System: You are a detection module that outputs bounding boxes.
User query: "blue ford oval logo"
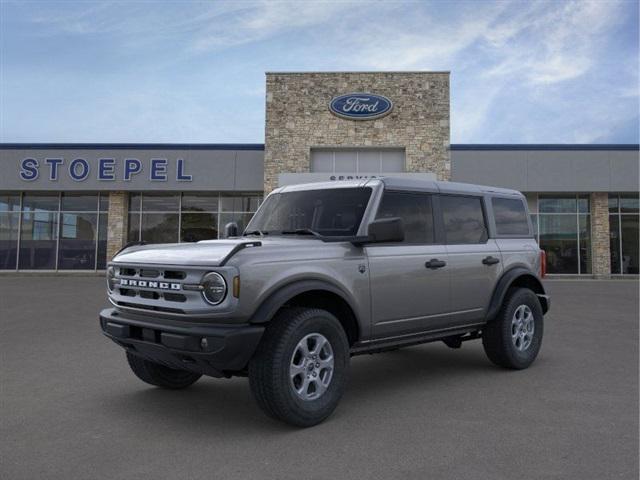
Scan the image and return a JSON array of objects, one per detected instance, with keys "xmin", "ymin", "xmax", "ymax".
[{"xmin": 329, "ymin": 93, "xmax": 393, "ymax": 120}]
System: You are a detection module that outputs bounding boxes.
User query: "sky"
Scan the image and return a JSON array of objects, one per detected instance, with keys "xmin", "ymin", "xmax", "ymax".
[{"xmin": 0, "ymin": 0, "xmax": 638, "ymax": 144}]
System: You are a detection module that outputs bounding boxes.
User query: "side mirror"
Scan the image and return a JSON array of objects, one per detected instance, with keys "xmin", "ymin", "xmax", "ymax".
[
  {"xmin": 224, "ymin": 222, "xmax": 239, "ymax": 238},
  {"xmin": 366, "ymin": 217, "xmax": 404, "ymax": 243}
]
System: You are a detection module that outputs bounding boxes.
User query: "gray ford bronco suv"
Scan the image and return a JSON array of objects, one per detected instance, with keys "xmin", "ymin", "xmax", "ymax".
[{"xmin": 100, "ymin": 178, "xmax": 549, "ymax": 427}]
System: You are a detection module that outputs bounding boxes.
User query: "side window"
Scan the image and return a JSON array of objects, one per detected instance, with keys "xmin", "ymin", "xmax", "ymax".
[
  {"xmin": 492, "ymin": 197, "xmax": 530, "ymax": 236},
  {"xmin": 375, "ymin": 191, "xmax": 434, "ymax": 244},
  {"xmin": 441, "ymin": 195, "xmax": 487, "ymax": 244}
]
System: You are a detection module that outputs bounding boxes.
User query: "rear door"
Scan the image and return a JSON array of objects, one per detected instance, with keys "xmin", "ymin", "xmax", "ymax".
[
  {"xmin": 366, "ymin": 190, "xmax": 451, "ymax": 339},
  {"xmin": 441, "ymin": 194, "xmax": 503, "ymax": 325}
]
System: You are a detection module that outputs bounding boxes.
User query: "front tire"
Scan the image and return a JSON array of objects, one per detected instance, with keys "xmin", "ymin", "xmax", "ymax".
[
  {"xmin": 248, "ymin": 307, "xmax": 350, "ymax": 427},
  {"xmin": 126, "ymin": 352, "xmax": 202, "ymax": 389},
  {"xmin": 482, "ymin": 288, "xmax": 544, "ymax": 369}
]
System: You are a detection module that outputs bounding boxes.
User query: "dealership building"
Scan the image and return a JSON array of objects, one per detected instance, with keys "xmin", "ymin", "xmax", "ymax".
[{"xmin": 0, "ymin": 72, "xmax": 638, "ymax": 276}]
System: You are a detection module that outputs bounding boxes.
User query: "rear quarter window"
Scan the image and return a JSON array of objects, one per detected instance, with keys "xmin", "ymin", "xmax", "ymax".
[{"xmin": 492, "ymin": 197, "xmax": 530, "ymax": 236}]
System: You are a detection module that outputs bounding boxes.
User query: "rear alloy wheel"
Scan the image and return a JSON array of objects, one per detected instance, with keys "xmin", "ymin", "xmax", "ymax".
[
  {"xmin": 249, "ymin": 307, "xmax": 350, "ymax": 427},
  {"xmin": 482, "ymin": 288, "xmax": 544, "ymax": 370}
]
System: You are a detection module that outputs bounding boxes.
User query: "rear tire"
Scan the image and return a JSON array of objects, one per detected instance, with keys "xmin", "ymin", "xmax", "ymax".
[
  {"xmin": 482, "ymin": 288, "xmax": 544, "ymax": 369},
  {"xmin": 248, "ymin": 307, "xmax": 350, "ymax": 427},
  {"xmin": 126, "ymin": 352, "xmax": 202, "ymax": 389}
]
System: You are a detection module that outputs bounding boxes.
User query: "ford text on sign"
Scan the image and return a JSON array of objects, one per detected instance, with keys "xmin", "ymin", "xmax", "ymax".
[{"xmin": 329, "ymin": 93, "xmax": 393, "ymax": 120}]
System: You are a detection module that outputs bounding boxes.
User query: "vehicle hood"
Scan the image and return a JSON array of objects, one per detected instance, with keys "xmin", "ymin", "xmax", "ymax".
[{"xmin": 111, "ymin": 237, "xmax": 332, "ymax": 267}]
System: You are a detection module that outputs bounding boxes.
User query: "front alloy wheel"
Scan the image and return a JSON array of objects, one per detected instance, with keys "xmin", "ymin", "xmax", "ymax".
[
  {"xmin": 290, "ymin": 333, "xmax": 335, "ymax": 401},
  {"xmin": 249, "ymin": 307, "xmax": 350, "ymax": 427}
]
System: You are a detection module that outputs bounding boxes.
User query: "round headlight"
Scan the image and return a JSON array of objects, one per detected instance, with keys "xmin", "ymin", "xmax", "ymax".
[
  {"xmin": 201, "ymin": 272, "xmax": 227, "ymax": 305},
  {"xmin": 106, "ymin": 266, "xmax": 116, "ymax": 292}
]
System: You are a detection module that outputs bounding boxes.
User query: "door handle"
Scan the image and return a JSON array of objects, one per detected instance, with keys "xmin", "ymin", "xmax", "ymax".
[
  {"xmin": 482, "ymin": 256, "xmax": 500, "ymax": 265},
  {"xmin": 425, "ymin": 259, "xmax": 446, "ymax": 269}
]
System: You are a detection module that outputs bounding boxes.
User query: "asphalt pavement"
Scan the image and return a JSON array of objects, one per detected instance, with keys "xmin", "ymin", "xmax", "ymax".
[{"xmin": 1, "ymin": 277, "xmax": 638, "ymax": 480}]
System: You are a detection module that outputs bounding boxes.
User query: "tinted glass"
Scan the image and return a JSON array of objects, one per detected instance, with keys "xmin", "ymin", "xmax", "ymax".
[
  {"xmin": 181, "ymin": 193, "xmax": 219, "ymax": 212},
  {"xmin": 530, "ymin": 214, "xmax": 539, "ymax": 240},
  {"xmin": 129, "ymin": 193, "xmax": 141, "ymax": 211},
  {"xmin": 608, "ymin": 195, "xmax": 619, "ymax": 213},
  {"xmin": 579, "ymin": 215, "xmax": 591, "ymax": 274},
  {"xmin": 96, "ymin": 213, "xmax": 108, "ymax": 269},
  {"xmin": 609, "ymin": 215, "xmax": 621, "ymax": 274},
  {"xmin": 375, "ymin": 192, "xmax": 434, "ymax": 244},
  {"xmin": 181, "ymin": 213, "xmax": 218, "ymax": 242},
  {"xmin": 0, "ymin": 192, "xmax": 20, "ymax": 212},
  {"xmin": 539, "ymin": 196, "xmax": 577, "ymax": 213},
  {"xmin": 57, "ymin": 213, "xmax": 97, "ymax": 269},
  {"xmin": 492, "ymin": 198, "xmax": 530, "ymax": 236},
  {"xmin": 140, "ymin": 213, "xmax": 179, "ymax": 243},
  {"xmin": 441, "ymin": 195, "xmax": 487, "ymax": 244},
  {"xmin": 19, "ymin": 211, "xmax": 58, "ymax": 269},
  {"xmin": 142, "ymin": 193, "xmax": 179, "ymax": 212},
  {"xmin": 539, "ymin": 215, "xmax": 578, "ymax": 274},
  {"xmin": 99, "ymin": 193, "xmax": 109, "ymax": 212},
  {"xmin": 220, "ymin": 195, "xmax": 260, "ymax": 212},
  {"xmin": 22, "ymin": 193, "xmax": 59, "ymax": 212},
  {"xmin": 127, "ymin": 213, "xmax": 141, "ymax": 242},
  {"xmin": 620, "ymin": 194, "xmax": 639, "ymax": 213},
  {"xmin": 61, "ymin": 193, "xmax": 98, "ymax": 211},
  {"xmin": 578, "ymin": 195, "xmax": 590, "ymax": 214},
  {"xmin": 0, "ymin": 212, "xmax": 19, "ymax": 269},
  {"xmin": 620, "ymin": 215, "xmax": 639, "ymax": 274},
  {"xmin": 246, "ymin": 188, "xmax": 372, "ymax": 237}
]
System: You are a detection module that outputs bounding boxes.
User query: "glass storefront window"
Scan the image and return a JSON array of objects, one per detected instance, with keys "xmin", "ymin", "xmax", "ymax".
[
  {"xmin": 128, "ymin": 192, "xmax": 261, "ymax": 244},
  {"xmin": 61, "ymin": 193, "xmax": 99, "ymax": 211},
  {"xmin": 536, "ymin": 195, "xmax": 591, "ymax": 274},
  {"xmin": 539, "ymin": 215, "xmax": 579, "ymax": 274},
  {"xmin": 181, "ymin": 213, "xmax": 217, "ymax": 242},
  {"xmin": 2, "ymin": 192, "xmax": 108, "ymax": 270},
  {"xmin": 0, "ymin": 192, "xmax": 21, "ymax": 212},
  {"xmin": 142, "ymin": 193, "xmax": 179, "ymax": 212},
  {"xmin": 19, "ymin": 211, "xmax": 58, "ymax": 269},
  {"xmin": 181, "ymin": 193, "xmax": 219, "ymax": 212},
  {"xmin": 58, "ymin": 212, "xmax": 98, "ymax": 269},
  {"xmin": 0, "ymin": 212, "xmax": 19, "ymax": 269},
  {"xmin": 539, "ymin": 196, "xmax": 577, "ymax": 213},
  {"xmin": 141, "ymin": 213, "xmax": 179, "ymax": 243},
  {"xmin": 609, "ymin": 194, "xmax": 639, "ymax": 274},
  {"xmin": 22, "ymin": 193, "xmax": 59, "ymax": 212},
  {"xmin": 620, "ymin": 194, "xmax": 639, "ymax": 213}
]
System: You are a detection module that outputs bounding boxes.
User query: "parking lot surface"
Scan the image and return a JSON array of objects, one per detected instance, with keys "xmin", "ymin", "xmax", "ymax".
[{"xmin": 1, "ymin": 277, "xmax": 638, "ymax": 480}]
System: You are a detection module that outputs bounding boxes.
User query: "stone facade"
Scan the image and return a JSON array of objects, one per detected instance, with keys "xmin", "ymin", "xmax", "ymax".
[
  {"xmin": 264, "ymin": 72, "xmax": 450, "ymax": 193},
  {"xmin": 590, "ymin": 192, "xmax": 611, "ymax": 278},
  {"xmin": 106, "ymin": 191, "xmax": 129, "ymax": 261}
]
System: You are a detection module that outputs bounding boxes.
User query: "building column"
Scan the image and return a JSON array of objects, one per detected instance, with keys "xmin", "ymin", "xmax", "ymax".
[
  {"xmin": 106, "ymin": 191, "xmax": 129, "ymax": 261},
  {"xmin": 590, "ymin": 192, "xmax": 611, "ymax": 278}
]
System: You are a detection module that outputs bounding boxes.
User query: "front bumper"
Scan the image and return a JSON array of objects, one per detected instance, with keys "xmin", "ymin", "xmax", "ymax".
[{"xmin": 99, "ymin": 308, "xmax": 264, "ymax": 378}]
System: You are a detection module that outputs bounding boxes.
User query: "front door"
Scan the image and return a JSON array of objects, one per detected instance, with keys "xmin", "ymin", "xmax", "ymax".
[{"xmin": 365, "ymin": 191, "xmax": 451, "ymax": 339}]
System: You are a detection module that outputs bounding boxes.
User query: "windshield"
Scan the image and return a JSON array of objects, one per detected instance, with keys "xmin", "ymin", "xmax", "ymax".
[{"xmin": 245, "ymin": 187, "xmax": 372, "ymax": 237}]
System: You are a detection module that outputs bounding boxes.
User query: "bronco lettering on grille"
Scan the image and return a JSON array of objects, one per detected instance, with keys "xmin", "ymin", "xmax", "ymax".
[{"xmin": 120, "ymin": 278, "xmax": 181, "ymax": 290}]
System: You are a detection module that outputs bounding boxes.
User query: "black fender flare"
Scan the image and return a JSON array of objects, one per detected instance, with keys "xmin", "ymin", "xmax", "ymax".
[
  {"xmin": 485, "ymin": 267, "xmax": 548, "ymax": 322},
  {"xmin": 248, "ymin": 279, "xmax": 360, "ymax": 326}
]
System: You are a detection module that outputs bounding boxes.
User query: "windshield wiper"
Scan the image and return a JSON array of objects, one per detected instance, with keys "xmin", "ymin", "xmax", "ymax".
[
  {"xmin": 243, "ymin": 230, "xmax": 268, "ymax": 236},
  {"xmin": 280, "ymin": 228, "xmax": 323, "ymax": 239}
]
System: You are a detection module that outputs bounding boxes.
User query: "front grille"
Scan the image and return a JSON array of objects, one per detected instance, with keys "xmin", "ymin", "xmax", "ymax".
[{"xmin": 111, "ymin": 265, "xmax": 204, "ymax": 314}]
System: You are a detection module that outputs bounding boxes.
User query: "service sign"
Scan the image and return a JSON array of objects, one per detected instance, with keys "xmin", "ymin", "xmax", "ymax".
[{"xmin": 329, "ymin": 93, "xmax": 393, "ymax": 120}]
